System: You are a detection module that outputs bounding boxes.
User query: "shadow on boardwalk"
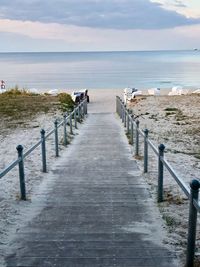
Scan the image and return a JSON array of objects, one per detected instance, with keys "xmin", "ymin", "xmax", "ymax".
[{"xmin": 4, "ymin": 98, "xmax": 178, "ymax": 266}]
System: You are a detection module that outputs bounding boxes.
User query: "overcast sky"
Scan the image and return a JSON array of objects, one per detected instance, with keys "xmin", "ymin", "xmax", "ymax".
[{"xmin": 0, "ymin": 0, "xmax": 200, "ymax": 52}]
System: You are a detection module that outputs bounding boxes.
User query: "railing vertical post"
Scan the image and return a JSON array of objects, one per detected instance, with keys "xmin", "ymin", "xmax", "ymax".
[
  {"xmin": 122, "ymin": 103, "xmax": 124, "ymax": 123},
  {"xmin": 158, "ymin": 144, "xmax": 165, "ymax": 202},
  {"xmin": 131, "ymin": 114, "xmax": 134, "ymax": 145},
  {"xmin": 74, "ymin": 109, "xmax": 77, "ymax": 129},
  {"xmin": 54, "ymin": 119, "xmax": 59, "ymax": 157},
  {"xmin": 86, "ymin": 99, "xmax": 88, "ymax": 115},
  {"xmin": 120, "ymin": 100, "xmax": 122, "ymax": 119},
  {"xmin": 84, "ymin": 99, "xmax": 87, "ymax": 115},
  {"xmin": 186, "ymin": 179, "xmax": 200, "ymax": 267},
  {"xmin": 78, "ymin": 105, "xmax": 80, "ymax": 121},
  {"xmin": 116, "ymin": 96, "xmax": 118, "ymax": 113},
  {"xmin": 63, "ymin": 114, "xmax": 67, "ymax": 146},
  {"xmin": 124, "ymin": 106, "xmax": 127, "ymax": 127},
  {"xmin": 127, "ymin": 110, "xmax": 130, "ymax": 134},
  {"xmin": 16, "ymin": 145, "xmax": 26, "ymax": 200},
  {"xmin": 135, "ymin": 120, "xmax": 140, "ymax": 156},
  {"xmin": 82, "ymin": 102, "xmax": 85, "ymax": 119},
  {"xmin": 144, "ymin": 129, "xmax": 149, "ymax": 173},
  {"xmin": 40, "ymin": 129, "xmax": 47, "ymax": 172},
  {"xmin": 70, "ymin": 113, "xmax": 73, "ymax": 134}
]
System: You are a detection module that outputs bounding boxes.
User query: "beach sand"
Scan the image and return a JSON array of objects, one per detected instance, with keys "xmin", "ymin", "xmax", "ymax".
[
  {"xmin": 0, "ymin": 89, "xmax": 199, "ymax": 265},
  {"xmin": 127, "ymin": 94, "xmax": 200, "ymax": 263}
]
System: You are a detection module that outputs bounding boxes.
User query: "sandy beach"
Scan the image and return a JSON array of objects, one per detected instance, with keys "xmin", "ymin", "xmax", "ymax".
[
  {"xmin": 126, "ymin": 93, "xmax": 200, "ymax": 264},
  {"xmin": 0, "ymin": 88, "xmax": 200, "ymax": 265}
]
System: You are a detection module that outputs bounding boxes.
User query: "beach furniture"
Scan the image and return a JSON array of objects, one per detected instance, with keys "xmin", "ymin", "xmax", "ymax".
[
  {"xmin": 71, "ymin": 89, "xmax": 89, "ymax": 104},
  {"xmin": 124, "ymin": 87, "xmax": 142, "ymax": 103},
  {"xmin": 148, "ymin": 88, "xmax": 160, "ymax": 95},
  {"xmin": 168, "ymin": 86, "xmax": 189, "ymax": 96},
  {"xmin": 192, "ymin": 89, "xmax": 200, "ymax": 94}
]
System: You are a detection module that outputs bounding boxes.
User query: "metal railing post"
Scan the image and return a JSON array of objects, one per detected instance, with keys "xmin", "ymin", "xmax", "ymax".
[
  {"xmin": 70, "ymin": 113, "xmax": 73, "ymax": 134},
  {"xmin": 186, "ymin": 179, "xmax": 200, "ymax": 267},
  {"xmin": 131, "ymin": 114, "xmax": 134, "ymax": 145},
  {"xmin": 158, "ymin": 144, "xmax": 165, "ymax": 202},
  {"xmin": 122, "ymin": 104, "xmax": 124, "ymax": 123},
  {"xmin": 120, "ymin": 100, "xmax": 123, "ymax": 119},
  {"xmin": 135, "ymin": 120, "xmax": 140, "ymax": 156},
  {"xmin": 78, "ymin": 105, "xmax": 80, "ymax": 121},
  {"xmin": 127, "ymin": 110, "xmax": 130, "ymax": 134},
  {"xmin": 54, "ymin": 119, "xmax": 59, "ymax": 157},
  {"xmin": 40, "ymin": 129, "xmax": 47, "ymax": 172},
  {"xmin": 124, "ymin": 106, "xmax": 127, "ymax": 127},
  {"xmin": 85, "ymin": 99, "xmax": 88, "ymax": 115},
  {"xmin": 82, "ymin": 102, "xmax": 85, "ymax": 119},
  {"xmin": 144, "ymin": 129, "xmax": 149, "ymax": 173},
  {"xmin": 74, "ymin": 109, "xmax": 77, "ymax": 129},
  {"xmin": 16, "ymin": 145, "xmax": 26, "ymax": 200},
  {"xmin": 63, "ymin": 114, "xmax": 67, "ymax": 146}
]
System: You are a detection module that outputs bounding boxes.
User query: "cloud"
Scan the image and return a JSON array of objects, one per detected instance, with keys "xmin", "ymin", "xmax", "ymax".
[
  {"xmin": 1, "ymin": 18, "xmax": 200, "ymax": 52},
  {"xmin": 0, "ymin": 0, "xmax": 199, "ymax": 30},
  {"xmin": 173, "ymin": 0, "xmax": 187, "ymax": 8}
]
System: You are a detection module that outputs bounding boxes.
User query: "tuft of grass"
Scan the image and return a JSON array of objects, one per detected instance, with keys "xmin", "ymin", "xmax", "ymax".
[
  {"xmin": 162, "ymin": 214, "xmax": 178, "ymax": 228},
  {"xmin": 164, "ymin": 107, "xmax": 179, "ymax": 112},
  {"xmin": 57, "ymin": 93, "xmax": 75, "ymax": 113},
  {"xmin": 165, "ymin": 111, "xmax": 177, "ymax": 116}
]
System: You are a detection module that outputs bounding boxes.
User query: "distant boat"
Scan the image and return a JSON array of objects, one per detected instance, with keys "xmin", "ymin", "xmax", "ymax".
[{"xmin": 193, "ymin": 48, "xmax": 198, "ymax": 51}]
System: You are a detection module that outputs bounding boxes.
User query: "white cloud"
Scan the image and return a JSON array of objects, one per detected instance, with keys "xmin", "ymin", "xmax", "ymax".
[
  {"xmin": 0, "ymin": 18, "xmax": 200, "ymax": 52},
  {"xmin": 151, "ymin": 0, "xmax": 200, "ymax": 18}
]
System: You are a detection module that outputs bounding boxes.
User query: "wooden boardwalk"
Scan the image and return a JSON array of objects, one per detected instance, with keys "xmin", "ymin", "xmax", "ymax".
[{"xmin": 4, "ymin": 100, "xmax": 178, "ymax": 266}]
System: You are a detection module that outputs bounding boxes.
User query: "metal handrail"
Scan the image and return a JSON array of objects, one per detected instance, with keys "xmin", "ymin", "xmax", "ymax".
[
  {"xmin": 116, "ymin": 95, "xmax": 200, "ymax": 267},
  {"xmin": 161, "ymin": 157, "xmax": 190, "ymax": 198},
  {"xmin": 0, "ymin": 159, "xmax": 20, "ymax": 179},
  {"xmin": 23, "ymin": 140, "xmax": 42, "ymax": 158},
  {"xmin": 147, "ymin": 139, "xmax": 159, "ymax": 156}
]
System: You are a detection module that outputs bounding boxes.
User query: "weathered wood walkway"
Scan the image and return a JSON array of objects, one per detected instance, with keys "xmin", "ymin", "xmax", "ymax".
[{"xmin": 5, "ymin": 96, "xmax": 178, "ymax": 266}]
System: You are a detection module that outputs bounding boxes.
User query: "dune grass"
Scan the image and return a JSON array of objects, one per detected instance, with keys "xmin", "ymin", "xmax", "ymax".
[{"xmin": 0, "ymin": 88, "xmax": 75, "ymax": 126}]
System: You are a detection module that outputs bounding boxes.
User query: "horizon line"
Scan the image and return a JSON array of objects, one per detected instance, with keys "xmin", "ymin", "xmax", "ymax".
[{"xmin": 0, "ymin": 48, "xmax": 198, "ymax": 54}]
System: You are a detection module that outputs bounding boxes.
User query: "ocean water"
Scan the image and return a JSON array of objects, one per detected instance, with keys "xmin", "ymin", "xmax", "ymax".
[{"xmin": 0, "ymin": 50, "xmax": 200, "ymax": 91}]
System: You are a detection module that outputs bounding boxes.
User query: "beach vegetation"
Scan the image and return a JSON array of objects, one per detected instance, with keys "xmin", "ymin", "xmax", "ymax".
[
  {"xmin": 162, "ymin": 213, "xmax": 178, "ymax": 229},
  {"xmin": 0, "ymin": 88, "xmax": 76, "ymax": 126},
  {"xmin": 126, "ymin": 132, "xmax": 132, "ymax": 144},
  {"xmin": 2, "ymin": 86, "xmax": 39, "ymax": 97},
  {"xmin": 165, "ymin": 111, "xmax": 177, "ymax": 116},
  {"xmin": 164, "ymin": 107, "xmax": 179, "ymax": 112},
  {"xmin": 57, "ymin": 93, "xmax": 75, "ymax": 113},
  {"xmin": 0, "ymin": 87, "xmax": 61, "ymax": 128}
]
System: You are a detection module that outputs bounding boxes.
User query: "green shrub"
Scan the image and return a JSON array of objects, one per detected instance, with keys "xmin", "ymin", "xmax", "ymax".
[{"xmin": 58, "ymin": 93, "xmax": 75, "ymax": 113}]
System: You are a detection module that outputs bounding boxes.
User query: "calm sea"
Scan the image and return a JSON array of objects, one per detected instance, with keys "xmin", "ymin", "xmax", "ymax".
[{"xmin": 0, "ymin": 50, "xmax": 200, "ymax": 91}]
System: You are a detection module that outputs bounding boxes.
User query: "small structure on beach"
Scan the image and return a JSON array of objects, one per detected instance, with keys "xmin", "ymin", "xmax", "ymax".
[
  {"xmin": 148, "ymin": 88, "xmax": 160, "ymax": 96},
  {"xmin": 168, "ymin": 86, "xmax": 189, "ymax": 96},
  {"xmin": 124, "ymin": 87, "xmax": 142, "ymax": 103},
  {"xmin": 71, "ymin": 89, "xmax": 89, "ymax": 104}
]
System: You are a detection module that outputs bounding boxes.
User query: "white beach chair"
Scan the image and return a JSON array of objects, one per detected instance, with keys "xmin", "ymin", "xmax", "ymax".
[
  {"xmin": 168, "ymin": 86, "xmax": 188, "ymax": 96},
  {"xmin": 124, "ymin": 87, "xmax": 133, "ymax": 103},
  {"xmin": 148, "ymin": 88, "xmax": 160, "ymax": 95},
  {"xmin": 192, "ymin": 89, "xmax": 200, "ymax": 94}
]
